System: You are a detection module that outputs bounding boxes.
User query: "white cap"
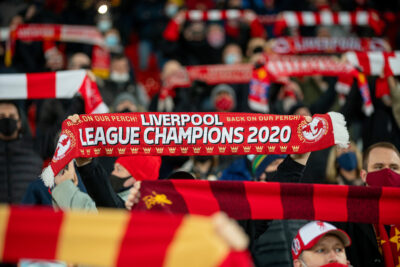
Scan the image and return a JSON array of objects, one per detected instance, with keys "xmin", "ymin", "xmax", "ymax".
[{"xmin": 291, "ymin": 221, "xmax": 351, "ymax": 260}]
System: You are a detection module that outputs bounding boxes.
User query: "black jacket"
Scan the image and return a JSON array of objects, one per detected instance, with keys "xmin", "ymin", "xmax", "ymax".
[{"xmin": 0, "ymin": 136, "xmax": 43, "ymax": 204}]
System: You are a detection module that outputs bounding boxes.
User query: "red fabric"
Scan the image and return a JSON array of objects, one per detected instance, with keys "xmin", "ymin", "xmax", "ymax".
[
  {"xmin": 131, "ymin": 180, "xmax": 400, "ymax": 224},
  {"xmin": 3, "ymin": 206, "xmax": 63, "ymax": 261},
  {"xmin": 116, "ymin": 212, "xmax": 183, "ymax": 267},
  {"xmin": 250, "ymin": 19, "xmax": 266, "ymax": 38},
  {"xmin": 47, "ymin": 112, "xmax": 339, "ymax": 179},
  {"xmin": 374, "ymin": 224, "xmax": 395, "ymax": 267},
  {"xmin": 172, "ymin": 180, "xmax": 220, "ymax": 216},
  {"xmin": 375, "ymin": 77, "xmax": 390, "ymax": 98},
  {"xmin": 78, "ymin": 75, "xmax": 107, "ymax": 114},
  {"xmin": 218, "ymin": 251, "xmax": 253, "ymax": 267},
  {"xmin": 116, "ymin": 155, "xmax": 161, "ymax": 181},
  {"xmin": 163, "ymin": 20, "xmax": 180, "ymax": 42},
  {"xmin": 27, "ymin": 72, "xmax": 56, "ymax": 99}
]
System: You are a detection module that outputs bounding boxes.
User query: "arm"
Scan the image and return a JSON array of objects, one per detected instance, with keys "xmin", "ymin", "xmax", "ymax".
[
  {"xmin": 52, "ymin": 179, "xmax": 97, "ymax": 212},
  {"xmin": 77, "ymin": 158, "xmax": 126, "ymax": 208}
]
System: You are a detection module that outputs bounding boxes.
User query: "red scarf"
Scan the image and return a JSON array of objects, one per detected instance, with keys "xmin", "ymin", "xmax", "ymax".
[
  {"xmin": 163, "ymin": 9, "xmax": 265, "ymax": 41},
  {"xmin": 270, "ymin": 37, "xmax": 389, "ymax": 54},
  {"xmin": 374, "ymin": 224, "xmax": 400, "ymax": 267},
  {"xmin": 0, "ymin": 70, "xmax": 108, "ymax": 114},
  {"xmin": 274, "ymin": 11, "xmax": 384, "ymax": 36},
  {"xmin": 134, "ymin": 180, "xmax": 400, "ymax": 224},
  {"xmin": 41, "ymin": 112, "xmax": 348, "ymax": 187},
  {"xmin": 5, "ymin": 24, "xmax": 110, "ymax": 78}
]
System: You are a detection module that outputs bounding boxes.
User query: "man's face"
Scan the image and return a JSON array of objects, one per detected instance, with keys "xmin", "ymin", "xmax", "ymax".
[
  {"xmin": 295, "ymin": 235, "xmax": 347, "ymax": 267},
  {"xmin": 0, "ymin": 103, "xmax": 21, "ymax": 140},
  {"xmin": 361, "ymin": 147, "xmax": 400, "ymax": 183}
]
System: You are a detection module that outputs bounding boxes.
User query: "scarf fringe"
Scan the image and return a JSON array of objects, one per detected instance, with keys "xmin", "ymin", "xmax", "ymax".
[
  {"xmin": 328, "ymin": 112, "xmax": 349, "ymax": 148},
  {"xmin": 41, "ymin": 166, "xmax": 55, "ymax": 188}
]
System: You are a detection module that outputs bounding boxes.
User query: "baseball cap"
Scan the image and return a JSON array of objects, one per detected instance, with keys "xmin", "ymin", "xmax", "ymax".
[{"xmin": 291, "ymin": 221, "xmax": 351, "ymax": 260}]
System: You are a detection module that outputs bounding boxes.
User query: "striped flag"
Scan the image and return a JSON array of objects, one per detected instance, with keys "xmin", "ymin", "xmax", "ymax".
[
  {"xmin": 0, "ymin": 205, "xmax": 252, "ymax": 267},
  {"xmin": 134, "ymin": 180, "xmax": 400, "ymax": 224}
]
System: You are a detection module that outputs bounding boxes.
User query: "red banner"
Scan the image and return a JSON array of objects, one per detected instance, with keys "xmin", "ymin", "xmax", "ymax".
[{"xmin": 41, "ymin": 112, "xmax": 348, "ymax": 187}]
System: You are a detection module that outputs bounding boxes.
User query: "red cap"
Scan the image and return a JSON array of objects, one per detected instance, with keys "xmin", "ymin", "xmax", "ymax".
[
  {"xmin": 291, "ymin": 221, "xmax": 351, "ymax": 260},
  {"xmin": 116, "ymin": 156, "xmax": 161, "ymax": 181}
]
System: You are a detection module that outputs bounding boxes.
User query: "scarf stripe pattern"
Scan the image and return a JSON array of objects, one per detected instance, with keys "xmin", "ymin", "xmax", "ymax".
[
  {"xmin": 41, "ymin": 112, "xmax": 348, "ymax": 187},
  {"xmin": 274, "ymin": 11, "xmax": 384, "ymax": 36},
  {"xmin": 0, "ymin": 70, "xmax": 108, "ymax": 114},
  {"xmin": 134, "ymin": 180, "xmax": 400, "ymax": 224},
  {"xmin": 0, "ymin": 205, "xmax": 253, "ymax": 267}
]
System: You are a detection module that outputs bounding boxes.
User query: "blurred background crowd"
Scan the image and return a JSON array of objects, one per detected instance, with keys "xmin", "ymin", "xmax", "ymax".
[{"xmin": 0, "ymin": 0, "xmax": 400, "ymax": 266}]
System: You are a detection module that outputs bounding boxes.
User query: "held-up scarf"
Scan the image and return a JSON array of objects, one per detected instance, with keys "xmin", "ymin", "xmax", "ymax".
[
  {"xmin": 269, "ymin": 37, "xmax": 389, "ymax": 54},
  {"xmin": 158, "ymin": 57, "xmax": 359, "ymax": 112},
  {"xmin": 41, "ymin": 112, "xmax": 349, "ymax": 187},
  {"xmin": 273, "ymin": 10, "xmax": 384, "ymax": 36},
  {"xmin": 0, "ymin": 70, "xmax": 108, "ymax": 114},
  {"xmin": 337, "ymin": 51, "xmax": 400, "ymax": 110},
  {"xmin": 133, "ymin": 180, "xmax": 400, "ymax": 224},
  {"xmin": 0, "ymin": 205, "xmax": 253, "ymax": 267},
  {"xmin": 163, "ymin": 9, "xmax": 265, "ymax": 41},
  {"xmin": 4, "ymin": 24, "xmax": 110, "ymax": 78}
]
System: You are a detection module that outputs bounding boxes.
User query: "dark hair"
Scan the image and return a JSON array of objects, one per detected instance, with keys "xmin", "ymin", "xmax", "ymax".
[
  {"xmin": 362, "ymin": 142, "xmax": 400, "ymax": 170},
  {"xmin": 0, "ymin": 100, "xmax": 22, "ymax": 119}
]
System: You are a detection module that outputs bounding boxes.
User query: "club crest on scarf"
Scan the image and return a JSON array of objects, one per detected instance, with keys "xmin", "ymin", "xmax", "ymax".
[
  {"xmin": 298, "ymin": 117, "xmax": 329, "ymax": 143},
  {"xmin": 53, "ymin": 130, "xmax": 76, "ymax": 162},
  {"xmin": 142, "ymin": 191, "xmax": 172, "ymax": 209}
]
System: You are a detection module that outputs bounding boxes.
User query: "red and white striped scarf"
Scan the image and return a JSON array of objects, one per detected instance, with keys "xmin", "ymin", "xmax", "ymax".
[
  {"xmin": 0, "ymin": 70, "xmax": 108, "ymax": 114},
  {"xmin": 274, "ymin": 10, "xmax": 384, "ymax": 36},
  {"xmin": 5, "ymin": 24, "xmax": 109, "ymax": 78}
]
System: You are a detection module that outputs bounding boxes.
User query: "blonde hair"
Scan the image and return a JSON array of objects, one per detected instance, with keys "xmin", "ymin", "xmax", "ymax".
[{"xmin": 325, "ymin": 141, "xmax": 363, "ymax": 184}]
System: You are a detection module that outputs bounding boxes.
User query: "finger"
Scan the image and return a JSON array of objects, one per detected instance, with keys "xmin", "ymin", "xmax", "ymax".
[{"xmin": 305, "ymin": 116, "xmax": 312, "ymax": 123}]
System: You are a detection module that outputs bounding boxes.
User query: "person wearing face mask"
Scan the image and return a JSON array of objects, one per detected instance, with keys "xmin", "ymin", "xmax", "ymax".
[
  {"xmin": 0, "ymin": 101, "xmax": 43, "ymax": 204},
  {"xmin": 333, "ymin": 141, "xmax": 400, "ymax": 267},
  {"xmin": 292, "ymin": 221, "xmax": 352, "ymax": 267},
  {"xmin": 100, "ymin": 54, "xmax": 149, "ymax": 110},
  {"xmin": 222, "ymin": 43, "xmax": 243, "ymax": 65},
  {"xmin": 325, "ymin": 142, "xmax": 363, "ymax": 186}
]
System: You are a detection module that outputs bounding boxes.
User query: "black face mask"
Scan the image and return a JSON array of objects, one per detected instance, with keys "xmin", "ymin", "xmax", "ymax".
[
  {"xmin": 109, "ymin": 174, "xmax": 132, "ymax": 192},
  {"xmin": 119, "ymin": 108, "xmax": 133, "ymax": 113},
  {"xmin": 0, "ymin": 118, "xmax": 18, "ymax": 137},
  {"xmin": 260, "ymin": 171, "xmax": 276, "ymax": 181}
]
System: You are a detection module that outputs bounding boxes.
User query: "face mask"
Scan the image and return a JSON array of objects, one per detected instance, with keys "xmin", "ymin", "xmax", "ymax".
[
  {"xmin": 119, "ymin": 108, "xmax": 134, "ymax": 113},
  {"xmin": 165, "ymin": 4, "xmax": 178, "ymax": 18},
  {"xmin": 261, "ymin": 171, "xmax": 276, "ymax": 181},
  {"xmin": 109, "ymin": 174, "xmax": 132, "ymax": 192},
  {"xmin": 0, "ymin": 118, "xmax": 18, "ymax": 137},
  {"xmin": 105, "ymin": 34, "xmax": 119, "ymax": 47},
  {"xmin": 337, "ymin": 152, "xmax": 358, "ymax": 171},
  {"xmin": 366, "ymin": 168, "xmax": 400, "ymax": 187},
  {"xmin": 110, "ymin": 72, "xmax": 130, "ymax": 83},
  {"xmin": 224, "ymin": 53, "xmax": 240, "ymax": 65},
  {"xmin": 97, "ymin": 19, "xmax": 112, "ymax": 33},
  {"xmin": 215, "ymin": 95, "xmax": 234, "ymax": 111}
]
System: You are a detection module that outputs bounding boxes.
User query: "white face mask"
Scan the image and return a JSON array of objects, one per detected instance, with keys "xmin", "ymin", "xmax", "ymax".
[{"xmin": 110, "ymin": 72, "xmax": 129, "ymax": 83}]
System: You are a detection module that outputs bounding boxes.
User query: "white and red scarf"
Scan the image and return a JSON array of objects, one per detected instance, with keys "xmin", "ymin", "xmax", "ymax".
[
  {"xmin": 274, "ymin": 10, "xmax": 384, "ymax": 36},
  {"xmin": 163, "ymin": 9, "xmax": 265, "ymax": 41},
  {"xmin": 5, "ymin": 24, "xmax": 110, "ymax": 78},
  {"xmin": 270, "ymin": 37, "xmax": 389, "ymax": 54},
  {"xmin": 0, "ymin": 70, "xmax": 108, "ymax": 114},
  {"xmin": 41, "ymin": 112, "xmax": 349, "ymax": 187}
]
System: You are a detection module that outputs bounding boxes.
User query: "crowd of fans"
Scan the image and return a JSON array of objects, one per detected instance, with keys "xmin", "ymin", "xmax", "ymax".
[{"xmin": 1, "ymin": 0, "xmax": 400, "ymax": 266}]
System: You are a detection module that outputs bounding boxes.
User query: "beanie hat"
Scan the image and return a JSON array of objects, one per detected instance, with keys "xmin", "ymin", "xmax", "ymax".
[
  {"xmin": 112, "ymin": 92, "xmax": 138, "ymax": 111},
  {"xmin": 116, "ymin": 155, "xmax": 161, "ymax": 181},
  {"xmin": 252, "ymin": 154, "xmax": 286, "ymax": 178},
  {"xmin": 292, "ymin": 221, "xmax": 351, "ymax": 260}
]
